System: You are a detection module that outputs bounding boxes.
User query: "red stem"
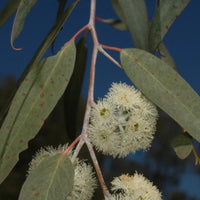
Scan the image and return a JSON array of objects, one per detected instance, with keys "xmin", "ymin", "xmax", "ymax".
[{"xmin": 101, "ymin": 44, "xmax": 122, "ymax": 52}]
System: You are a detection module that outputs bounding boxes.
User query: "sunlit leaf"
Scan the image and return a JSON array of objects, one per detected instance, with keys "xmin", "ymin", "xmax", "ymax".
[
  {"xmin": 0, "ymin": 0, "xmax": 20, "ymax": 28},
  {"xmin": 19, "ymin": 154, "xmax": 74, "ymax": 200},
  {"xmin": 11, "ymin": 0, "xmax": 39, "ymax": 49},
  {"xmin": 121, "ymin": 48, "xmax": 200, "ymax": 142},
  {"xmin": 0, "ymin": 41, "xmax": 76, "ymax": 184},
  {"xmin": 149, "ymin": 0, "xmax": 191, "ymax": 52},
  {"xmin": 172, "ymin": 132, "xmax": 193, "ymax": 159},
  {"xmin": 0, "ymin": 1, "xmax": 78, "ymax": 125}
]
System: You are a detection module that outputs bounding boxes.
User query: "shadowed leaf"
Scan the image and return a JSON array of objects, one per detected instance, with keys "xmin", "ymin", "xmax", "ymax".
[
  {"xmin": 64, "ymin": 37, "xmax": 88, "ymax": 141},
  {"xmin": 172, "ymin": 132, "xmax": 192, "ymax": 159},
  {"xmin": 11, "ymin": 0, "xmax": 39, "ymax": 49},
  {"xmin": 0, "ymin": 0, "xmax": 20, "ymax": 28},
  {"xmin": 110, "ymin": 0, "xmax": 127, "ymax": 23},
  {"xmin": 0, "ymin": 41, "xmax": 76, "ymax": 184},
  {"xmin": 149, "ymin": 0, "xmax": 191, "ymax": 52},
  {"xmin": 103, "ymin": 19, "xmax": 128, "ymax": 31},
  {"xmin": 19, "ymin": 154, "xmax": 74, "ymax": 200},
  {"xmin": 158, "ymin": 42, "xmax": 178, "ymax": 71},
  {"xmin": 117, "ymin": 0, "xmax": 149, "ymax": 50},
  {"xmin": 121, "ymin": 48, "xmax": 200, "ymax": 142}
]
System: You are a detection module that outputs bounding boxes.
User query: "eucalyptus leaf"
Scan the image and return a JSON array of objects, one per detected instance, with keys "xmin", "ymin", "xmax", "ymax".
[
  {"xmin": 0, "ymin": 0, "xmax": 20, "ymax": 28},
  {"xmin": 19, "ymin": 154, "xmax": 74, "ymax": 200},
  {"xmin": 149, "ymin": 0, "xmax": 191, "ymax": 52},
  {"xmin": 0, "ymin": 1, "xmax": 78, "ymax": 126},
  {"xmin": 121, "ymin": 48, "xmax": 200, "ymax": 142},
  {"xmin": 110, "ymin": 0, "xmax": 127, "ymax": 24},
  {"xmin": 117, "ymin": 0, "xmax": 149, "ymax": 50},
  {"xmin": 64, "ymin": 37, "xmax": 88, "ymax": 141},
  {"xmin": 158, "ymin": 42, "xmax": 178, "ymax": 71},
  {"xmin": 0, "ymin": 41, "xmax": 76, "ymax": 184},
  {"xmin": 11, "ymin": 0, "xmax": 39, "ymax": 49},
  {"xmin": 105, "ymin": 19, "xmax": 128, "ymax": 31},
  {"xmin": 172, "ymin": 132, "xmax": 193, "ymax": 159}
]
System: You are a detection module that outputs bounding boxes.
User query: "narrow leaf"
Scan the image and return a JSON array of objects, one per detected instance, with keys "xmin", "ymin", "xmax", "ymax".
[
  {"xmin": 104, "ymin": 19, "xmax": 128, "ymax": 31},
  {"xmin": 19, "ymin": 154, "xmax": 74, "ymax": 200},
  {"xmin": 11, "ymin": 0, "xmax": 39, "ymax": 49},
  {"xmin": 121, "ymin": 48, "xmax": 200, "ymax": 142},
  {"xmin": 64, "ymin": 37, "xmax": 88, "ymax": 140},
  {"xmin": 0, "ymin": 41, "xmax": 76, "ymax": 184},
  {"xmin": 149, "ymin": 0, "xmax": 191, "ymax": 52},
  {"xmin": 158, "ymin": 42, "xmax": 178, "ymax": 71},
  {"xmin": 118, "ymin": 0, "xmax": 149, "ymax": 50},
  {"xmin": 0, "ymin": 0, "xmax": 20, "ymax": 28},
  {"xmin": 0, "ymin": 1, "xmax": 78, "ymax": 126},
  {"xmin": 172, "ymin": 132, "xmax": 193, "ymax": 159},
  {"xmin": 110, "ymin": 0, "xmax": 127, "ymax": 23}
]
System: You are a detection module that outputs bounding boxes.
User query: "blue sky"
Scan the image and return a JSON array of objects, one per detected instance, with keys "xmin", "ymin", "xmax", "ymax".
[{"xmin": 0, "ymin": 0, "xmax": 200, "ymax": 199}]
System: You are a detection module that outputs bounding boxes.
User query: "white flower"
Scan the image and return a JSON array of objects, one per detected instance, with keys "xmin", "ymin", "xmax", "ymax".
[
  {"xmin": 88, "ymin": 82, "xmax": 158, "ymax": 158},
  {"xmin": 111, "ymin": 173, "xmax": 162, "ymax": 200},
  {"xmin": 106, "ymin": 83, "xmax": 142, "ymax": 111},
  {"xmin": 90, "ymin": 99, "xmax": 116, "ymax": 127},
  {"xmin": 66, "ymin": 160, "xmax": 97, "ymax": 200}
]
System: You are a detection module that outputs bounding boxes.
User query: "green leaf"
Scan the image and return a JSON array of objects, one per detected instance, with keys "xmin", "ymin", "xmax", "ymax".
[
  {"xmin": 171, "ymin": 132, "xmax": 193, "ymax": 159},
  {"xmin": 158, "ymin": 42, "xmax": 178, "ymax": 71},
  {"xmin": 121, "ymin": 48, "xmax": 200, "ymax": 142},
  {"xmin": 11, "ymin": 0, "xmax": 39, "ymax": 49},
  {"xmin": 104, "ymin": 19, "xmax": 128, "ymax": 31},
  {"xmin": 149, "ymin": 0, "xmax": 191, "ymax": 52},
  {"xmin": 110, "ymin": 0, "xmax": 127, "ymax": 23},
  {"xmin": 0, "ymin": 41, "xmax": 76, "ymax": 184},
  {"xmin": 118, "ymin": 0, "xmax": 149, "ymax": 50},
  {"xmin": 0, "ymin": 1, "xmax": 78, "ymax": 125},
  {"xmin": 64, "ymin": 37, "xmax": 88, "ymax": 141},
  {"xmin": 19, "ymin": 154, "xmax": 74, "ymax": 200},
  {"xmin": 0, "ymin": 0, "xmax": 20, "ymax": 28}
]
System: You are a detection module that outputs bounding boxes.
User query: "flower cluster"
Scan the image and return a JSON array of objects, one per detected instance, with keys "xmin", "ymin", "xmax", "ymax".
[
  {"xmin": 28, "ymin": 145, "xmax": 97, "ymax": 200},
  {"xmin": 111, "ymin": 173, "xmax": 162, "ymax": 200},
  {"xmin": 88, "ymin": 82, "xmax": 158, "ymax": 157}
]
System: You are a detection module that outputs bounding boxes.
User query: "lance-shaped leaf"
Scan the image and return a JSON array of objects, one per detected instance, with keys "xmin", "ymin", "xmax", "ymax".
[
  {"xmin": 121, "ymin": 48, "xmax": 200, "ymax": 142},
  {"xmin": 11, "ymin": 0, "xmax": 39, "ymax": 49},
  {"xmin": 117, "ymin": 0, "xmax": 149, "ymax": 50},
  {"xmin": 110, "ymin": 0, "xmax": 127, "ymax": 24},
  {"xmin": 102, "ymin": 19, "xmax": 128, "ymax": 31},
  {"xmin": 0, "ymin": 1, "xmax": 78, "ymax": 128},
  {"xmin": 64, "ymin": 37, "xmax": 88, "ymax": 141},
  {"xmin": 0, "ymin": 41, "xmax": 76, "ymax": 184},
  {"xmin": 158, "ymin": 42, "xmax": 178, "ymax": 71},
  {"xmin": 19, "ymin": 154, "xmax": 74, "ymax": 200},
  {"xmin": 0, "ymin": 0, "xmax": 20, "ymax": 28},
  {"xmin": 149, "ymin": 0, "xmax": 191, "ymax": 52},
  {"xmin": 172, "ymin": 132, "xmax": 193, "ymax": 159}
]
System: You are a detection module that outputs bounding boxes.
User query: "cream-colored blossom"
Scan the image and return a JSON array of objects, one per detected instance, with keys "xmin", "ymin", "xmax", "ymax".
[
  {"xmin": 88, "ymin": 123, "xmax": 121, "ymax": 157},
  {"xmin": 106, "ymin": 82, "xmax": 142, "ymax": 111},
  {"xmin": 90, "ymin": 99, "xmax": 116, "ymax": 126},
  {"xmin": 88, "ymin": 82, "xmax": 158, "ymax": 158},
  {"xmin": 111, "ymin": 173, "xmax": 162, "ymax": 200},
  {"xmin": 66, "ymin": 160, "xmax": 97, "ymax": 200}
]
